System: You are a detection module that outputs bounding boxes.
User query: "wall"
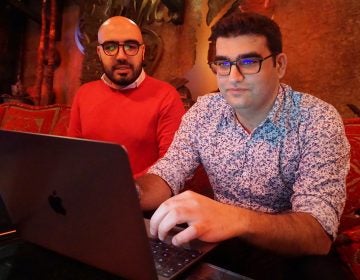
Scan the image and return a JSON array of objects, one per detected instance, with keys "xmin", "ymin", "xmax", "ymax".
[
  {"xmin": 184, "ymin": 0, "xmax": 360, "ymax": 117},
  {"xmin": 22, "ymin": 0, "xmax": 82, "ymax": 105},
  {"xmin": 20, "ymin": 0, "xmax": 360, "ymax": 118},
  {"xmin": 275, "ymin": 0, "xmax": 360, "ymax": 117},
  {"xmin": 183, "ymin": 0, "xmax": 218, "ymax": 97},
  {"xmin": 0, "ymin": 4, "xmax": 26, "ymax": 95},
  {"xmin": 52, "ymin": 2, "xmax": 83, "ymax": 104}
]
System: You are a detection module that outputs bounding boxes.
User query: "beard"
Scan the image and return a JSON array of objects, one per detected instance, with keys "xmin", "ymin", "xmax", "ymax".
[{"xmin": 102, "ymin": 59, "xmax": 143, "ymax": 86}]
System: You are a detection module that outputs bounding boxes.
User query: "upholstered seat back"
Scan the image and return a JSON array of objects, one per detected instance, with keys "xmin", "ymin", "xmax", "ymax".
[
  {"xmin": 0, "ymin": 103, "xmax": 71, "ymax": 136},
  {"xmin": 339, "ymin": 118, "xmax": 360, "ymax": 232}
]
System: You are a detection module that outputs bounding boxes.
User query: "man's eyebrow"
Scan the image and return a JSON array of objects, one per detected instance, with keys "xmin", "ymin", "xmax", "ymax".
[
  {"xmin": 101, "ymin": 40, "xmax": 141, "ymax": 44},
  {"xmin": 237, "ymin": 52, "xmax": 262, "ymax": 59},
  {"xmin": 214, "ymin": 52, "xmax": 263, "ymax": 61},
  {"xmin": 124, "ymin": 39, "xmax": 142, "ymax": 44},
  {"xmin": 100, "ymin": 40, "xmax": 117, "ymax": 44},
  {"xmin": 214, "ymin": 55, "xmax": 230, "ymax": 61}
]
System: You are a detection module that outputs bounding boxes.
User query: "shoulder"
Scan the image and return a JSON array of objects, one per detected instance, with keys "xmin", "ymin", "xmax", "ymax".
[
  {"xmin": 282, "ymin": 84, "xmax": 342, "ymax": 124},
  {"xmin": 296, "ymin": 91, "xmax": 338, "ymax": 115},
  {"xmin": 183, "ymin": 92, "xmax": 228, "ymax": 124},
  {"xmin": 143, "ymin": 76, "xmax": 177, "ymax": 92},
  {"xmin": 71, "ymin": 80, "xmax": 108, "ymax": 106},
  {"xmin": 193, "ymin": 92, "xmax": 227, "ymax": 113},
  {"xmin": 78, "ymin": 80, "xmax": 103, "ymax": 90},
  {"xmin": 141, "ymin": 76, "xmax": 185, "ymax": 108},
  {"xmin": 301, "ymin": 93, "xmax": 342, "ymax": 126},
  {"xmin": 75, "ymin": 80, "xmax": 105, "ymax": 96},
  {"xmin": 282, "ymin": 85, "xmax": 344, "ymax": 138}
]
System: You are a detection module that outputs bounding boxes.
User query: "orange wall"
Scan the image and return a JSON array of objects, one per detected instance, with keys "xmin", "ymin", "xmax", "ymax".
[
  {"xmin": 22, "ymin": 0, "xmax": 360, "ymax": 117},
  {"xmin": 23, "ymin": 1, "xmax": 82, "ymax": 105}
]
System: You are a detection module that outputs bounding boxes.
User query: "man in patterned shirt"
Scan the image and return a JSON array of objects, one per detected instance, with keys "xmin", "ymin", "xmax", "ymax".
[{"xmin": 136, "ymin": 11, "xmax": 350, "ymax": 278}]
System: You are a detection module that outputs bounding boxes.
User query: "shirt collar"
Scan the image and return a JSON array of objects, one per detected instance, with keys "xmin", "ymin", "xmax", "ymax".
[
  {"xmin": 266, "ymin": 83, "xmax": 289, "ymax": 127},
  {"xmin": 101, "ymin": 69, "xmax": 146, "ymax": 90}
]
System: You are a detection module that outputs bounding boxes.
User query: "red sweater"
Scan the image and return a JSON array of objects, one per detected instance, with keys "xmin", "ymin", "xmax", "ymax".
[{"xmin": 68, "ymin": 76, "xmax": 185, "ymax": 177}]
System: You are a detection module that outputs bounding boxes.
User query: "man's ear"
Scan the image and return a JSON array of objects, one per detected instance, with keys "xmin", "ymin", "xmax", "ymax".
[
  {"xmin": 276, "ymin": 53, "xmax": 287, "ymax": 79},
  {"xmin": 96, "ymin": 45, "xmax": 102, "ymax": 62},
  {"xmin": 142, "ymin": 44, "xmax": 146, "ymax": 61}
]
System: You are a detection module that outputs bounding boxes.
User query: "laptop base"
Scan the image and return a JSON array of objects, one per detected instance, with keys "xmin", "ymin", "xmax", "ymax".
[{"xmin": 0, "ymin": 239, "xmax": 122, "ymax": 280}]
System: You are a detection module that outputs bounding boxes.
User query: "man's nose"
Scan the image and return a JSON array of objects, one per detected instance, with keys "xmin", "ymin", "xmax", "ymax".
[
  {"xmin": 229, "ymin": 64, "xmax": 245, "ymax": 82},
  {"xmin": 115, "ymin": 46, "xmax": 128, "ymax": 60}
]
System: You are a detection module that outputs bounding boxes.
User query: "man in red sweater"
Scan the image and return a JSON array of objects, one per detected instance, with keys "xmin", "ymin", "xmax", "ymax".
[{"xmin": 68, "ymin": 16, "xmax": 185, "ymax": 177}]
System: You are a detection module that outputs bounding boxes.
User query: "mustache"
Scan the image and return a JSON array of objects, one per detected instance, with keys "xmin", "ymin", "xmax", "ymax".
[{"xmin": 112, "ymin": 61, "xmax": 133, "ymax": 70}]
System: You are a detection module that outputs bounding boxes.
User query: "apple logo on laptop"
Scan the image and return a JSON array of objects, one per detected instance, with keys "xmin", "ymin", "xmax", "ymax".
[{"xmin": 48, "ymin": 191, "xmax": 66, "ymax": 215}]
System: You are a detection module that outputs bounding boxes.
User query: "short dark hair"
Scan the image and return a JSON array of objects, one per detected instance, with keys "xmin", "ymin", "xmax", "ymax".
[{"xmin": 209, "ymin": 11, "xmax": 282, "ymax": 55}]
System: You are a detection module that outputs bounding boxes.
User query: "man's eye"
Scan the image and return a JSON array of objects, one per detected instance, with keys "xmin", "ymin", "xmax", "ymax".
[
  {"xmin": 124, "ymin": 43, "xmax": 138, "ymax": 50},
  {"xmin": 104, "ymin": 44, "xmax": 117, "ymax": 51},
  {"xmin": 240, "ymin": 58, "xmax": 259, "ymax": 65},
  {"xmin": 216, "ymin": 61, "xmax": 231, "ymax": 67}
]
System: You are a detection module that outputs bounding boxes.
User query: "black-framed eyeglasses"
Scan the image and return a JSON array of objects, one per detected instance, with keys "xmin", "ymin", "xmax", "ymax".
[
  {"xmin": 208, "ymin": 54, "xmax": 275, "ymax": 76},
  {"xmin": 99, "ymin": 40, "xmax": 143, "ymax": 56}
]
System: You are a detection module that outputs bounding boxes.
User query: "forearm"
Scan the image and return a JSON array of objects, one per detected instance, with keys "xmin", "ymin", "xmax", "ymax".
[
  {"xmin": 136, "ymin": 173, "xmax": 172, "ymax": 211},
  {"xmin": 149, "ymin": 191, "xmax": 332, "ymax": 255},
  {"xmin": 235, "ymin": 208, "xmax": 332, "ymax": 255}
]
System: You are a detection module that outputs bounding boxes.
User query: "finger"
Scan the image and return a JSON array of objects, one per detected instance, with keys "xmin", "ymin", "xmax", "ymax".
[
  {"xmin": 150, "ymin": 195, "xmax": 182, "ymax": 237},
  {"xmin": 157, "ymin": 208, "xmax": 189, "ymax": 241},
  {"xmin": 172, "ymin": 225, "xmax": 198, "ymax": 246},
  {"xmin": 150, "ymin": 193, "xmax": 189, "ymax": 236},
  {"xmin": 149, "ymin": 202, "xmax": 170, "ymax": 237}
]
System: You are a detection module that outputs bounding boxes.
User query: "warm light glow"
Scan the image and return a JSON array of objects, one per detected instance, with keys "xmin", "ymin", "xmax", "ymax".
[{"xmin": 0, "ymin": 229, "xmax": 17, "ymax": 236}]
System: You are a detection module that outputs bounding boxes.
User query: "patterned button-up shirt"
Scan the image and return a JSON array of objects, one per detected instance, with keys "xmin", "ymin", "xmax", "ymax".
[{"xmin": 148, "ymin": 84, "xmax": 350, "ymax": 239}]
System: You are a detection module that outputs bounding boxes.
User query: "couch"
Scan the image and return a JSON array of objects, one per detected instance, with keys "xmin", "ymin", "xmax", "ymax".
[
  {"xmin": 335, "ymin": 118, "xmax": 360, "ymax": 279},
  {"xmin": 0, "ymin": 102, "xmax": 70, "ymax": 136},
  {"xmin": 0, "ymin": 102, "xmax": 359, "ymax": 279}
]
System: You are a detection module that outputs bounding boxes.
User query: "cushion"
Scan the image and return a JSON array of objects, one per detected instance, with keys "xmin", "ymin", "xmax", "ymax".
[
  {"xmin": 344, "ymin": 118, "xmax": 360, "ymax": 134},
  {"xmin": 0, "ymin": 106, "xmax": 59, "ymax": 134},
  {"xmin": 51, "ymin": 107, "xmax": 71, "ymax": 136},
  {"xmin": 339, "ymin": 118, "xmax": 360, "ymax": 232},
  {"xmin": 328, "ymin": 119, "xmax": 360, "ymax": 279},
  {"xmin": 0, "ymin": 106, "xmax": 6, "ymax": 123},
  {"xmin": 339, "ymin": 133, "xmax": 360, "ymax": 232}
]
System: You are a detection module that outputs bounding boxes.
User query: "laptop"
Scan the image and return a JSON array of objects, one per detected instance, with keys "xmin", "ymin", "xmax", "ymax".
[{"xmin": 0, "ymin": 129, "xmax": 217, "ymax": 280}]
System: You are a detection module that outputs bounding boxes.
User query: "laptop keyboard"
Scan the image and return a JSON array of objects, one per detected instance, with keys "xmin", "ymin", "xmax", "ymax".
[{"xmin": 149, "ymin": 239, "xmax": 202, "ymax": 278}]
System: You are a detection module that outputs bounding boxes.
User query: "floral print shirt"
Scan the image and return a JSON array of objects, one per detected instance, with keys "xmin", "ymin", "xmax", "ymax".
[{"xmin": 148, "ymin": 83, "xmax": 350, "ymax": 239}]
